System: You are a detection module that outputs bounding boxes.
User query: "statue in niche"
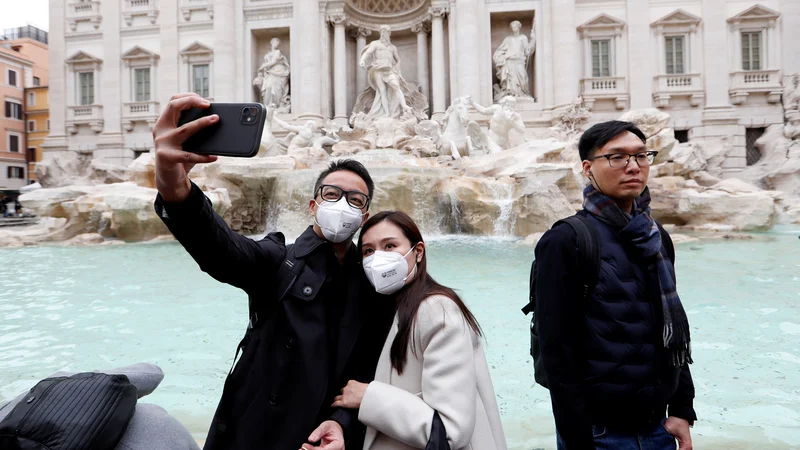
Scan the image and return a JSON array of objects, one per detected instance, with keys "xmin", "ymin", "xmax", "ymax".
[
  {"xmin": 253, "ymin": 37, "xmax": 291, "ymax": 113},
  {"xmin": 351, "ymin": 25, "xmax": 428, "ymax": 124},
  {"xmin": 493, "ymin": 20, "xmax": 535, "ymax": 102},
  {"xmin": 471, "ymin": 96, "xmax": 526, "ymax": 152}
]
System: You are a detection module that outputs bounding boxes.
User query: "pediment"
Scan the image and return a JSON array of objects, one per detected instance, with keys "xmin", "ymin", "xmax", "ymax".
[
  {"xmin": 652, "ymin": 9, "xmax": 702, "ymax": 27},
  {"xmin": 728, "ymin": 4, "xmax": 780, "ymax": 23},
  {"xmin": 65, "ymin": 51, "xmax": 102, "ymax": 65},
  {"xmin": 179, "ymin": 41, "xmax": 213, "ymax": 56},
  {"xmin": 122, "ymin": 46, "xmax": 160, "ymax": 61},
  {"xmin": 577, "ymin": 13, "xmax": 626, "ymax": 32}
]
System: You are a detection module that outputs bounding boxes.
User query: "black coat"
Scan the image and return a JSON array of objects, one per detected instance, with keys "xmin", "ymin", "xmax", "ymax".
[
  {"xmin": 155, "ymin": 183, "xmax": 394, "ymax": 450},
  {"xmin": 535, "ymin": 213, "xmax": 696, "ymax": 450}
]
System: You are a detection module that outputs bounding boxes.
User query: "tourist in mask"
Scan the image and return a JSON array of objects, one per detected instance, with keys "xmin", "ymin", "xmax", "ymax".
[
  {"xmin": 151, "ymin": 93, "xmax": 395, "ymax": 450},
  {"xmin": 535, "ymin": 121, "xmax": 696, "ymax": 450},
  {"xmin": 331, "ymin": 210, "xmax": 507, "ymax": 450}
]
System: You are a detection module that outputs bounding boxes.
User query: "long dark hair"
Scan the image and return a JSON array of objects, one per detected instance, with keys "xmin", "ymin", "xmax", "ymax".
[{"xmin": 358, "ymin": 211, "xmax": 483, "ymax": 375}]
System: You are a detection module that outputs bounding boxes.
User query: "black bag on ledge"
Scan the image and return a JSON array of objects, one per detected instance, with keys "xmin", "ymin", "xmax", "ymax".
[{"xmin": 0, "ymin": 372, "xmax": 137, "ymax": 450}]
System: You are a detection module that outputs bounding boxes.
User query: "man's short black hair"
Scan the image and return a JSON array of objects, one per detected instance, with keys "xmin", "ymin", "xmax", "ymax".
[
  {"xmin": 578, "ymin": 120, "xmax": 647, "ymax": 161},
  {"xmin": 314, "ymin": 159, "xmax": 375, "ymax": 199}
]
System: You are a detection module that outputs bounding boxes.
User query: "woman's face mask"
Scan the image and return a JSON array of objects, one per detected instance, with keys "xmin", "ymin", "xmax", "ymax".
[
  {"xmin": 314, "ymin": 197, "xmax": 364, "ymax": 243},
  {"xmin": 362, "ymin": 245, "xmax": 418, "ymax": 295}
]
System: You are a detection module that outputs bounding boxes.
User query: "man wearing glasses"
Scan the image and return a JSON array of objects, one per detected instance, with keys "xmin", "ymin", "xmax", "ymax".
[
  {"xmin": 535, "ymin": 121, "xmax": 696, "ymax": 450},
  {"xmin": 152, "ymin": 93, "xmax": 393, "ymax": 450}
]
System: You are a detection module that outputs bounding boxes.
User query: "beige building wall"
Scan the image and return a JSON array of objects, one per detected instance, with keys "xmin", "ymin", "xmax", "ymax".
[{"xmin": 0, "ymin": 46, "xmax": 32, "ymax": 190}]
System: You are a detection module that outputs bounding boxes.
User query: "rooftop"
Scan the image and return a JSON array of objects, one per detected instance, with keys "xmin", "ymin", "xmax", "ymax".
[{"xmin": 1, "ymin": 26, "xmax": 48, "ymax": 45}]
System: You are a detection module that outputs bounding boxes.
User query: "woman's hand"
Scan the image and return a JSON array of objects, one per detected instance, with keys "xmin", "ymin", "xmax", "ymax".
[{"xmin": 331, "ymin": 380, "xmax": 368, "ymax": 409}]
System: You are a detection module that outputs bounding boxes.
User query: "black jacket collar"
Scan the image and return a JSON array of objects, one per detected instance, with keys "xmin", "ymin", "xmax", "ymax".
[{"xmin": 293, "ymin": 225, "xmax": 359, "ymax": 261}]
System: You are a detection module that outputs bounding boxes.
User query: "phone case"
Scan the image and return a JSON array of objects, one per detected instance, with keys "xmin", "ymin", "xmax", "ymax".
[{"xmin": 178, "ymin": 103, "xmax": 266, "ymax": 158}]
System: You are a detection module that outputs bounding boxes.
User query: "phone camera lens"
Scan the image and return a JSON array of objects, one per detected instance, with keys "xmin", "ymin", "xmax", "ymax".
[
  {"xmin": 250, "ymin": 108, "xmax": 258, "ymax": 116},
  {"xmin": 242, "ymin": 107, "xmax": 251, "ymax": 116}
]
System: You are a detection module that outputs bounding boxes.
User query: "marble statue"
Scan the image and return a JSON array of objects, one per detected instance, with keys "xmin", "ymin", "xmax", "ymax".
[
  {"xmin": 253, "ymin": 38, "xmax": 291, "ymax": 113},
  {"xmin": 414, "ymin": 96, "xmax": 487, "ymax": 159},
  {"xmin": 351, "ymin": 25, "xmax": 428, "ymax": 124},
  {"xmin": 273, "ymin": 116, "xmax": 339, "ymax": 159},
  {"xmin": 471, "ymin": 96, "xmax": 526, "ymax": 152},
  {"xmin": 493, "ymin": 20, "xmax": 535, "ymax": 101},
  {"xmin": 258, "ymin": 103, "xmax": 285, "ymax": 157}
]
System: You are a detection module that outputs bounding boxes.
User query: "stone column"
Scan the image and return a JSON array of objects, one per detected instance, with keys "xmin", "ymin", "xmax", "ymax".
[
  {"xmin": 626, "ymin": 0, "xmax": 650, "ymax": 109},
  {"xmin": 453, "ymin": 0, "xmax": 480, "ymax": 99},
  {"xmin": 782, "ymin": 0, "xmax": 800, "ymax": 75},
  {"xmin": 160, "ymin": 0, "xmax": 179, "ymax": 102},
  {"xmin": 98, "ymin": 0, "xmax": 123, "ymax": 161},
  {"xmin": 430, "ymin": 6, "xmax": 448, "ymax": 119},
  {"xmin": 42, "ymin": 0, "xmax": 68, "ymax": 152},
  {"xmin": 291, "ymin": 0, "xmax": 322, "ymax": 118},
  {"xmin": 213, "ymin": 0, "xmax": 236, "ymax": 101},
  {"xmin": 352, "ymin": 27, "xmax": 370, "ymax": 95},
  {"xmin": 701, "ymin": 0, "xmax": 743, "ymax": 175},
  {"xmin": 412, "ymin": 22, "xmax": 430, "ymax": 103},
  {"xmin": 541, "ymin": 0, "xmax": 554, "ymax": 108},
  {"xmin": 330, "ymin": 14, "xmax": 348, "ymax": 125},
  {"xmin": 703, "ymin": 0, "xmax": 732, "ymax": 107},
  {"xmin": 551, "ymin": 0, "xmax": 579, "ymax": 105},
  {"xmin": 767, "ymin": 21, "xmax": 777, "ymax": 69}
]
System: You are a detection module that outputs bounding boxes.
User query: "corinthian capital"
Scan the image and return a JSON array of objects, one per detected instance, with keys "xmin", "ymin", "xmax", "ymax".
[
  {"xmin": 429, "ymin": 6, "xmax": 448, "ymax": 19},
  {"xmin": 411, "ymin": 22, "xmax": 431, "ymax": 34},
  {"xmin": 328, "ymin": 14, "xmax": 347, "ymax": 26},
  {"xmin": 350, "ymin": 26, "xmax": 372, "ymax": 39}
]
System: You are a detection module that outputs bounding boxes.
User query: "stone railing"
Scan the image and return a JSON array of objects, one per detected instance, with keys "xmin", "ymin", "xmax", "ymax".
[
  {"xmin": 122, "ymin": 101, "xmax": 159, "ymax": 131},
  {"xmin": 729, "ymin": 69, "xmax": 782, "ymax": 105},
  {"xmin": 181, "ymin": 0, "xmax": 214, "ymax": 21},
  {"xmin": 652, "ymin": 73, "xmax": 705, "ymax": 108},
  {"xmin": 580, "ymin": 77, "xmax": 628, "ymax": 110},
  {"xmin": 67, "ymin": 1, "xmax": 102, "ymax": 31},
  {"xmin": 67, "ymin": 105, "xmax": 104, "ymax": 133},
  {"xmin": 69, "ymin": 0, "xmax": 100, "ymax": 16},
  {"xmin": 582, "ymin": 77, "xmax": 627, "ymax": 95},
  {"xmin": 655, "ymin": 73, "xmax": 702, "ymax": 91},
  {"xmin": 124, "ymin": 0, "xmax": 159, "ymax": 25}
]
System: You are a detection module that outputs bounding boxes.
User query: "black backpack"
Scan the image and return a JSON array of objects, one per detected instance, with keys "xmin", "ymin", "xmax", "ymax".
[
  {"xmin": 0, "ymin": 372, "xmax": 137, "ymax": 450},
  {"xmin": 521, "ymin": 214, "xmax": 675, "ymax": 389}
]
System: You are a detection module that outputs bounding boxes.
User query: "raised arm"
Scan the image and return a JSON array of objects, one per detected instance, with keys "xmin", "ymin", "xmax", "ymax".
[
  {"xmin": 153, "ymin": 93, "xmax": 285, "ymax": 292},
  {"xmin": 273, "ymin": 116, "xmax": 304, "ymax": 135},
  {"xmin": 470, "ymin": 99, "xmax": 494, "ymax": 116}
]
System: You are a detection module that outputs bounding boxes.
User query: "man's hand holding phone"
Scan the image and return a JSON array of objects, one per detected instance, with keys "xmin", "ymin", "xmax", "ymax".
[{"xmin": 153, "ymin": 93, "xmax": 219, "ymax": 203}]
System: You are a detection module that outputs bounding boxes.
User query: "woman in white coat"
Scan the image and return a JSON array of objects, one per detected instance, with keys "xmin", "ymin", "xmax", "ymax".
[{"xmin": 332, "ymin": 210, "xmax": 507, "ymax": 450}]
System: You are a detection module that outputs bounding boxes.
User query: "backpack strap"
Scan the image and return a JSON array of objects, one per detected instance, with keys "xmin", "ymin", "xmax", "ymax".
[
  {"xmin": 521, "ymin": 213, "xmax": 601, "ymax": 315},
  {"xmin": 558, "ymin": 215, "xmax": 602, "ymax": 300}
]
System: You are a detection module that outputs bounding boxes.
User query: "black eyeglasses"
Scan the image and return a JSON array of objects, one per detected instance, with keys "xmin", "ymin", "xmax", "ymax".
[
  {"xmin": 316, "ymin": 184, "xmax": 371, "ymax": 210},
  {"xmin": 587, "ymin": 151, "xmax": 658, "ymax": 169}
]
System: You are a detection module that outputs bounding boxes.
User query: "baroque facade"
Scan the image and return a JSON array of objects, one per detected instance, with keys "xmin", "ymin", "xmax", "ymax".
[{"xmin": 44, "ymin": 0, "xmax": 800, "ymax": 174}]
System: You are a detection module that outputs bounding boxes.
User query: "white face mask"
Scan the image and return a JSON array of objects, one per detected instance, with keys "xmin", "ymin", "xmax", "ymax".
[
  {"xmin": 314, "ymin": 197, "xmax": 364, "ymax": 243},
  {"xmin": 362, "ymin": 246, "xmax": 418, "ymax": 295}
]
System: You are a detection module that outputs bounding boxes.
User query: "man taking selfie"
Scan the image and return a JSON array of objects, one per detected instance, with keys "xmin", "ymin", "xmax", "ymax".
[{"xmin": 152, "ymin": 93, "xmax": 393, "ymax": 450}]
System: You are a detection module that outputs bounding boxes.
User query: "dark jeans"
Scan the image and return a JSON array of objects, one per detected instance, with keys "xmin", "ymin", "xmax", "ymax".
[{"xmin": 557, "ymin": 419, "xmax": 677, "ymax": 450}]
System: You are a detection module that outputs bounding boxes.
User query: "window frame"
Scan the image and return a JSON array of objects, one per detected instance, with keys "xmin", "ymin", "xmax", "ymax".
[
  {"xmin": 590, "ymin": 39, "xmax": 612, "ymax": 78},
  {"xmin": 8, "ymin": 132, "xmax": 22, "ymax": 153},
  {"xmin": 7, "ymin": 69, "xmax": 18, "ymax": 87},
  {"xmin": 7, "ymin": 166, "xmax": 25, "ymax": 179},
  {"xmin": 192, "ymin": 63, "xmax": 210, "ymax": 99},
  {"xmin": 664, "ymin": 35, "xmax": 686, "ymax": 75},
  {"xmin": 134, "ymin": 67, "xmax": 151, "ymax": 102},
  {"xmin": 741, "ymin": 30, "xmax": 762, "ymax": 71},
  {"xmin": 78, "ymin": 71, "xmax": 95, "ymax": 105},
  {"xmin": 5, "ymin": 100, "xmax": 23, "ymax": 121},
  {"xmin": 28, "ymin": 120, "xmax": 36, "ymax": 132}
]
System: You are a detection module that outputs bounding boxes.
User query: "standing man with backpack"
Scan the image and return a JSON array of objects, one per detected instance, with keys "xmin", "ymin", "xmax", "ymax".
[
  {"xmin": 152, "ymin": 93, "xmax": 394, "ymax": 450},
  {"xmin": 532, "ymin": 121, "xmax": 696, "ymax": 450}
]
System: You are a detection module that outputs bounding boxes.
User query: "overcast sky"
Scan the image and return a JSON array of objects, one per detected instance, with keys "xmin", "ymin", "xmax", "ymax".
[{"xmin": 1, "ymin": 0, "xmax": 50, "ymax": 32}]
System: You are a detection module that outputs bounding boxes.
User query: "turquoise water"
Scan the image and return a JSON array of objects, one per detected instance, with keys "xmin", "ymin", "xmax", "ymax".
[{"xmin": 1, "ymin": 230, "xmax": 799, "ymax": 449}]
